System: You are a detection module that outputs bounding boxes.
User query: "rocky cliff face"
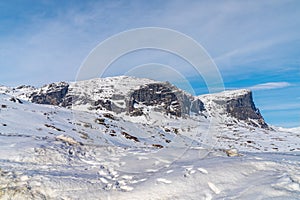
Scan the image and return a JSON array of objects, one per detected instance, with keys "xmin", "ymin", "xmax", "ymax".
[
  {"xmin": 26, "ymin": 77, "xmax": 267, "ymax": 128},
  {"xmin": 199, "ymin": 89, "xmax": 268, "ymax": 128},
  {"xmin": 224, "ymin": 91, "xmax": 267, "ymax": 128},
  {"xmin": 30, "ymin": 82, "xmax": 69, "ymax": 106},
  {"xmin": 128, "ymin": 83, "xmax": 199, "ymax": 117},
  {"xmin": 28, "ymin": 77, "xmax": 203, "ymax": 117}
]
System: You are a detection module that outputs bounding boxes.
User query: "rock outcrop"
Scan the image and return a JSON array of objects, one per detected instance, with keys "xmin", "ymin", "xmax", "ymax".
[
  {"xmin": 28, "ymin": 77, "xmax": 203, "ymax": 118},
  {"xmin": 224, "ymin": 91, "xmax": 267, "ymax": 128},
  {"xmin": 30, "ymin": 82, "xmax": 69, "ymax": 106},
  {"xmin": 128, "ymin": 83, "xmax": 193, "ymax": 117},
  {"xmin": 200, "ymin": 89, "xmax": 268, "ymax": 128}
]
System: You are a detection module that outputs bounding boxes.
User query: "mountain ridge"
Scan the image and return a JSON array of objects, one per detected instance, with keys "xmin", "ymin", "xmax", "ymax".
[{"xmin": 3, "ymin": 76, "xmax": 268, "ymax": 129}]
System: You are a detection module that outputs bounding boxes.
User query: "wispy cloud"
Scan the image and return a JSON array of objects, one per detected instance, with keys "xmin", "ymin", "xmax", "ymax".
[
  {"xmin": 1, "ymin": 0, "xmax": 300, "ymax": 86},
  {"xmin": 248, "ymin": 82, "xmax": 292, "ymax": 91}
]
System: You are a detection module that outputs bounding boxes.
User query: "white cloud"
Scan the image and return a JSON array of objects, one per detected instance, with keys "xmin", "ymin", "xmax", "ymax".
[{"xmin": 248, "ymin": 82, "xmax": 291, "ymax": 91}]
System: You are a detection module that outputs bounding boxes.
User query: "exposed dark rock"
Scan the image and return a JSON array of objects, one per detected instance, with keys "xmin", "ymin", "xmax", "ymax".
[
  {"xmin": 213, "ymin": 90, "xmax": 268, "ymax": 128},
  {"xmin": 95, "ymin": 118, "xmax": 106, "ymax": 125},
  {"xmin": 93, "ymin": 99, "xmax": 112, "ymax": 111},
  {"xmin": 121, "ymin": 131, "xmax": 139, "ymax": 142},
  {"xmin": 128, "ymin": 83, "xmax": 193, "ymax": 117},
  {"xmin": 30, "ymin": 82, "xmax": 69, "ymax": 106},
  {"xmin": 44, "ymin": 124, "xmax": 65, "ymax": 132},
  {"xmin": 152, "ymin": 144, "xmax": 164, "ymax": 148},
  {"xmin": 9, "ymin": 97, "xmax": 23, "ymax": 104},
  {"xmin": 103, "ymin": 113, "xmax": 115, "ymax": 120},
  {"xmin": 16, "ymin": 85, "xmax": 35, "ymax": 90},
  {"xmin": 61, "ymin": 96, "xmax": 73, "ymax": 108},
  {"xmin": 191, "ymin": 99, "xmax": 205, "ymax": 114},
  {"xmin": 128, "ymin": 83, "xmax": 179, "ymax": 116},
  {"xmin": 130, "ymin": 108, "xmax": 144, "ymax": 116}
]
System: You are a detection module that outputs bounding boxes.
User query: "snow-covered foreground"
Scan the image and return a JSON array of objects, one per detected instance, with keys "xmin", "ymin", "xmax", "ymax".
[
  {"xmin": 1, "ymin": 143, "xmax": 300, "ymax": 199},
  {"xmin": 0, "ymin": 79, "xmax": 300, "ymax": 199}
]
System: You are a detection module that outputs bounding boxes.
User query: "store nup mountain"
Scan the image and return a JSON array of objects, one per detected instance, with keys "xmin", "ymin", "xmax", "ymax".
[{"xmin": 0, "ymin": 76, "xmax": 299, "ymax": 199}]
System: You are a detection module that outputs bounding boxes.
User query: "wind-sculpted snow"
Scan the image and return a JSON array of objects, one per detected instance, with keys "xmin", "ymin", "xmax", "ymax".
[{"xmin": 0, "ymin": 77, "xmax": 300, "ymax": 199}]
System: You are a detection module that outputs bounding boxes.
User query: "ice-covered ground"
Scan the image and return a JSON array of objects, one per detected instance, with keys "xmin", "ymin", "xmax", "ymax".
[{"xmin": 0, "ymin": 85, "xmax": 300, "ymax": 199}]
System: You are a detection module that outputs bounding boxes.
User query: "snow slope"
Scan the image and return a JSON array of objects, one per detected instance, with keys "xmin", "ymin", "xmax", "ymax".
[{"xmin": 0, "ymin": 77, "xmax": 300, "ymax": 199}]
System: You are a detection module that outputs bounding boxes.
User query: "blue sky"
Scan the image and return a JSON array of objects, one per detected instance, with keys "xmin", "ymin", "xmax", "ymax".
[{"xmin": 0, "ymin": 0, "xmax": 299, "ymax": 127}]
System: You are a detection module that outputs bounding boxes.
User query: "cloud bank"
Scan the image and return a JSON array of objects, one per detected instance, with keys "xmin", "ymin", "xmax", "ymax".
[{"xmin": 248, "ymin": 82, "xmax": 292, "ymax": 91}]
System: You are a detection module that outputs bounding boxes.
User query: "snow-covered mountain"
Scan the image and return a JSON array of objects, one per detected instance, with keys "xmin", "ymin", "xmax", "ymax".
[{"xmin": 0, "ymin": 76, "xmax": 299, "ymax": 199}]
